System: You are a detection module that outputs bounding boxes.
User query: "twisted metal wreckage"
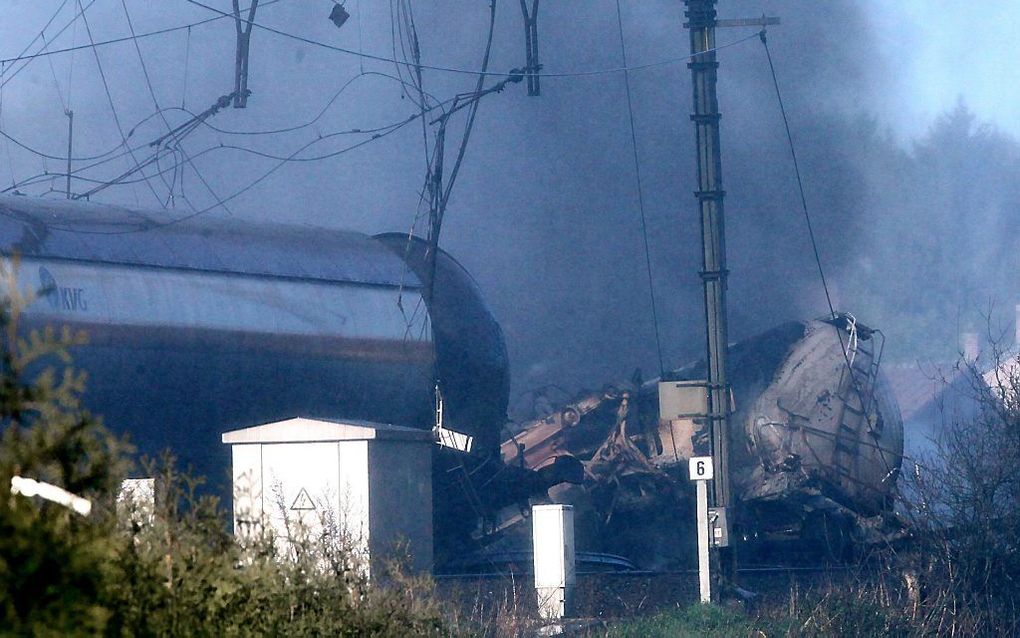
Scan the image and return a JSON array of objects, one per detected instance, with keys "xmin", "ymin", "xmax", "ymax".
[{"xmin": 493, "ymin": 315, "xmax": 908, "ymax": 569}]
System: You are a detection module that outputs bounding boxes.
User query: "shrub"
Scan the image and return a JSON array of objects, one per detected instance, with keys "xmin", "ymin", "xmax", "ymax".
[
  {"xmin": 0, "ymin": 282, "xmax": 457, "ymax": 636},
  {"xmin": 604, "ymin": 604, "xmax": 762, "ymax": 638}
]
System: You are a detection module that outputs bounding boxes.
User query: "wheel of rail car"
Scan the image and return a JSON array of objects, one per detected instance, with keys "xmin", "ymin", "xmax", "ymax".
[
  {"xmin": 561, "ymin": 407, "xmax": 581, "ymax": 427},
  {"xmin": 801, "ymin": 510, "xmax": 855, "ymax": 564}
]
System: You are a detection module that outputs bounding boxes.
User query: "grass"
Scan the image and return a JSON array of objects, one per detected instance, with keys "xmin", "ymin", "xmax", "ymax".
[{"xmin": 602, "ymin": 604, "xmax": 768, "ymax": 638}]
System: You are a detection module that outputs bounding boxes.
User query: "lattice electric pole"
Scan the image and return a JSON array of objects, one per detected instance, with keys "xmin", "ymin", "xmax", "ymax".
[{"xmin": 683, "ymin": 0, "xmax": 778, "ymax": 598}]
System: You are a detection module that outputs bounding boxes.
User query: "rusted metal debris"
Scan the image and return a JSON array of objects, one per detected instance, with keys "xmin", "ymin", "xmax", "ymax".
[{"xmin": 495, "ymin": 316, "xmax": 909, "ymax": 568}]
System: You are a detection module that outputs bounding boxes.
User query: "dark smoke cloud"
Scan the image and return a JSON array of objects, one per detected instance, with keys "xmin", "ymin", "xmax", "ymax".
[{"xmin": 1, "ymin": 1, "xmax": 1016, "ymax": 421}]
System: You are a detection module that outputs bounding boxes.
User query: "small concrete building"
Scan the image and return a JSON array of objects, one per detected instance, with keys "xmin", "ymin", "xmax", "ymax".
[{"xmin": 222, "ymin": 417, "xmax": 433, "ymax": 575}]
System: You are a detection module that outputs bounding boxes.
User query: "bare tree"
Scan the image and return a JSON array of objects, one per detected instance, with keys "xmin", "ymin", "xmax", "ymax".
[{"xmin": 905, "ymin": 335, "xmax": 1020, "ymax": 630}]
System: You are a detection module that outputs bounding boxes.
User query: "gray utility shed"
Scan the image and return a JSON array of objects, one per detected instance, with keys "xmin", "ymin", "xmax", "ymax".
[{"xmin": 222, "ymin": 417, "xmax": 433, "ymax": 576}]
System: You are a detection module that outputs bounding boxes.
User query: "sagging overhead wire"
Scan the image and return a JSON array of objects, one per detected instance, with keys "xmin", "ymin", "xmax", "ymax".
[
  {"xmin": 0, "ymin": 0, "xmax": 286, "ymax": 77},
  {"xmin": 2, "ymin": 11, "xmax": 417, "ymax": 204},
  {"xmin": 0, "ymin": 107, "xmax": 185, "ymax": 183},
  {"xmin": 185, "ymin": 0, "xmax": 762, "ymax": 79},
  {"xmin": 0, "ymin": 101, "xmax": 215, "ymax": 199},
  {"xmin": 758, "ymin": 29, "xmax": 895, "ymax": 478},
  {"xmin": 76, "ymin": 0, "xmax": 165, "ymax": 206},
  {"xmin": 1, "ymin": 0, "xmax": 85, "ymax": 91},
  {"xmin": 615, "ymin": 0, "xmax": 665, "ymax": 377},
  {"xmin": 175, "ymin": 70, "xmax": 444, "ymax": 137},
  {"xmin": 2, "ymin": 67, "xmax": 452, "ymax": 197},
  {"xmin": 51, "ymin": 114, "xmax": 420, "ymax": 235},
  {"xmin": 0, "ymin": 67, "xmax": 421, "ymax": 164},
  {"xmin": 72, "ymin": 89, "xmax": 243, "ymax": 201},
  {"xmin": 0, "ymin": 105, "xmax": 178, "ymax": 164},
  {"xmin": 8, "ymin": 76, "xmax": 477, "ymax": 231}
]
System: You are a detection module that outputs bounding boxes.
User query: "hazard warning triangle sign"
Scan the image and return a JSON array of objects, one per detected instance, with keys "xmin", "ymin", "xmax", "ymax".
[{"xmin": 290, "ymin": 488, "xmax": 316, "ymax": 511}]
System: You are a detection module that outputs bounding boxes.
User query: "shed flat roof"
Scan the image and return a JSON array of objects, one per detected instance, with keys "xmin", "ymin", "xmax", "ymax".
[{"xmin": 221, "ymin": 417, "xmax": 433, "ymax": 444}]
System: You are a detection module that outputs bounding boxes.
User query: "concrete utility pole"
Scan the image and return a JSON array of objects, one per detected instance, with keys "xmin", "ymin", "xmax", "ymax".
[
  {"xmin": 683, "ymin": 0, "xmax": 778, "ymax": 596},
  {"xmin": 684, "ymin": 0, "xmax": 734, "ymax": 592}
]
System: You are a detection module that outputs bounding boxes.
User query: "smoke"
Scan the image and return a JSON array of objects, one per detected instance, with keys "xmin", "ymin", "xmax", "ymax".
[{"xmin": 0, "ymin": 1, "xmax": 1017, "ymax": 419}]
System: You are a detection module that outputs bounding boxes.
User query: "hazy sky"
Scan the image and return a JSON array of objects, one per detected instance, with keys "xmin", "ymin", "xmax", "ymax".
[
  {"xmin": 865, "ymin": 0, "xmax": 1020, "ymax": 140},
  {"xmin": 0, "ymin": 1, "xmax": 1016, "ymax": 400},
  {"xmin": 3, "ymin": 2, "xmax": 1017, "ymax": 193}
]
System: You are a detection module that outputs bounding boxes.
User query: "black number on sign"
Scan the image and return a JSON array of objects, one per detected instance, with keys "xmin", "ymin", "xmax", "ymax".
[{"xmin": 697, "ymin": 461, "xmax": 706, "ymax": 476}]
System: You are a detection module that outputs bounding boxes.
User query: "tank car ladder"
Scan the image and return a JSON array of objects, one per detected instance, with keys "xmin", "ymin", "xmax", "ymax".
[{"xmin": 830, "ymin": 315, "xmax": 886, "ymax": 485}]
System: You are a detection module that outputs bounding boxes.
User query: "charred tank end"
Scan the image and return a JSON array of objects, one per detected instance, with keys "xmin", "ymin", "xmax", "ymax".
[
  {"xmin": 745, "ymin": 317, "xmax": 903, "ymax": 517},
  {"xmin": 374, "ymin": 233, "xmax": 510, "ymax": 457}
]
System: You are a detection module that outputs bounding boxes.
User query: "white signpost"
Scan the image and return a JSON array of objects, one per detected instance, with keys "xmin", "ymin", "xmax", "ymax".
[{"xmin": 689, "ymin": 456, "xmax": 714, "ymax": 603}]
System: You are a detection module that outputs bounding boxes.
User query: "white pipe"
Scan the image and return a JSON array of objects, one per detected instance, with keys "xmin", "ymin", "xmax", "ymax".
[{"xmin": 11, "ymin": 476, "xmax": 92, "ymax": 517}]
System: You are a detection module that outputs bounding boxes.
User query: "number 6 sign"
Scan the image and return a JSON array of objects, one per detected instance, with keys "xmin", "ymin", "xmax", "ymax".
[{"xmin": 689, "ymin": 456, "xmax": 714, "ymax": 481}]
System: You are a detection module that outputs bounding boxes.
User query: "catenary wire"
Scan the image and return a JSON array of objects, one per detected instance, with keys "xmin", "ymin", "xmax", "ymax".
[
  {"xmin": 54, "ymin": 115, "xmax": 419, "ymax": 234},
  {"xmin": 185, "ymin": 0, "xmax": 762, "ymax": 79},
  {"xmin": 2, "ymin": 1, "xmax": 760, "ymax": 83},
  {"xmin": 0, "ymin": 0, "xmax": 283, "ymax": 75},
  {"xmin": 759, "ymin": 29, "xmax": 895, "ymax": 477},
  {"xmin": 78, "ymin": 0, "xmax": 165, "ymax": 206},
  {"xmin": 3, "ymin": 0, "xmax": 71, "ymax": 77},
  {"xmin": 0, "ymin": 106, "xmax": 175, "ymax": 163},
  {"xmin": 7, "ymin": 114, "xmax": 399, "ymax": 192},
  {"xmin": 1, "ymin": 0, "xmax": 99, "ymax": 91},
  {"xmin": 615, "ymin": 0, "xmax": 665, "ymax": 377},
  {"xmin": 120, "ymin": 0, "xmax": 225, "ymax": 211},
  {"xmin": 760, "ymin": 30, "xmax": 835, "ymax": 321},
  {"xmin": 0, "ymin": 107, "xmax": 182, "ymax": 185},
  {"xmin": 174, "ymin": 71, "xmax": 444, "ymax": 137},
  {"xmin": 119, "ymin": 0, "xmax": 181, "ymax": 202},
  {"xmin": 9, "ymin": 87, "xmax": 459, "ymax": 226},
  {"xmin": 2, "ymin": 86, "xmax": 332, "ymax": 196}
]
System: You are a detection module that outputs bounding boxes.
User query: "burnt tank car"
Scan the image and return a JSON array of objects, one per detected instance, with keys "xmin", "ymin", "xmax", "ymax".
[
  {"xmin": 663, "ymin": 317, "xmax": 904, "ymax": 556},
  {"xmin": 0, "ymin": 195, "xmax": 511, "ymax": 558},
  {"xmin": 501, "ymin": 316, "xmax": 905, "ymax": 567}
]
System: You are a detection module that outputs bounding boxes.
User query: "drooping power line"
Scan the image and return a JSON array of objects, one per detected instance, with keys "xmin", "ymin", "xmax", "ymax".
[
  {"xmin": 185, "ymin": 0, "xmax": 761, "ymax": 80},
  {"xmin": 615, "ymin": 0, "xmax": 665, "ymax": 376}
]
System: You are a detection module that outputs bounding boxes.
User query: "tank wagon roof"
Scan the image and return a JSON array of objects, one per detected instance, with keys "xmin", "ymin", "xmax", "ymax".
[{"xmin": 0, "ymin": 195, "xmax": 419, "ymax": 288}]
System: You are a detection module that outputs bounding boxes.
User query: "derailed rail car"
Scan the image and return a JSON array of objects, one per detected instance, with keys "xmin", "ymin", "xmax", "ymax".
[
  {"xmin": 501, "ymin": 317, "xmax": 905, "ymax": 568},
  {"xmin": 0, "ymin": 195, "xmax": 515, "ymax": 563}
]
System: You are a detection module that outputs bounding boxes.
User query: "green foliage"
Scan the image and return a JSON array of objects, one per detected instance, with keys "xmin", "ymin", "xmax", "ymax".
[
  {"xmin": 769, "ymin": 589, "xmax": 914, "ymax": 638},
  {"xmin": 102, "ymin": 461, "xmax": 454, "ymax": 637},
  {"xmin": 0, "ymin": 283, "xmax": 458, "ymax": 636},
  {"xmin": 602, "ymin": 589, "xmax": 935, "ymax": 638},
  {"xmin": 604, "ymin": 604, "xmax": 762, "ymax": 638},
  {"xmin": 0, "ymin": 280, "xmax": 128, "ymax": 634}
]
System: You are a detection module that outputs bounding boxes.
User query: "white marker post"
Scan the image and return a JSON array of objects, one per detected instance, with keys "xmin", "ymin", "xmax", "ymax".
[
  {"xmin": 689, "ymin": 456, "xmax": 714, "ymax": 603},
  {"xmin": 532, "ymin": 504, "xmax": 575, "ymax": 620}
]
